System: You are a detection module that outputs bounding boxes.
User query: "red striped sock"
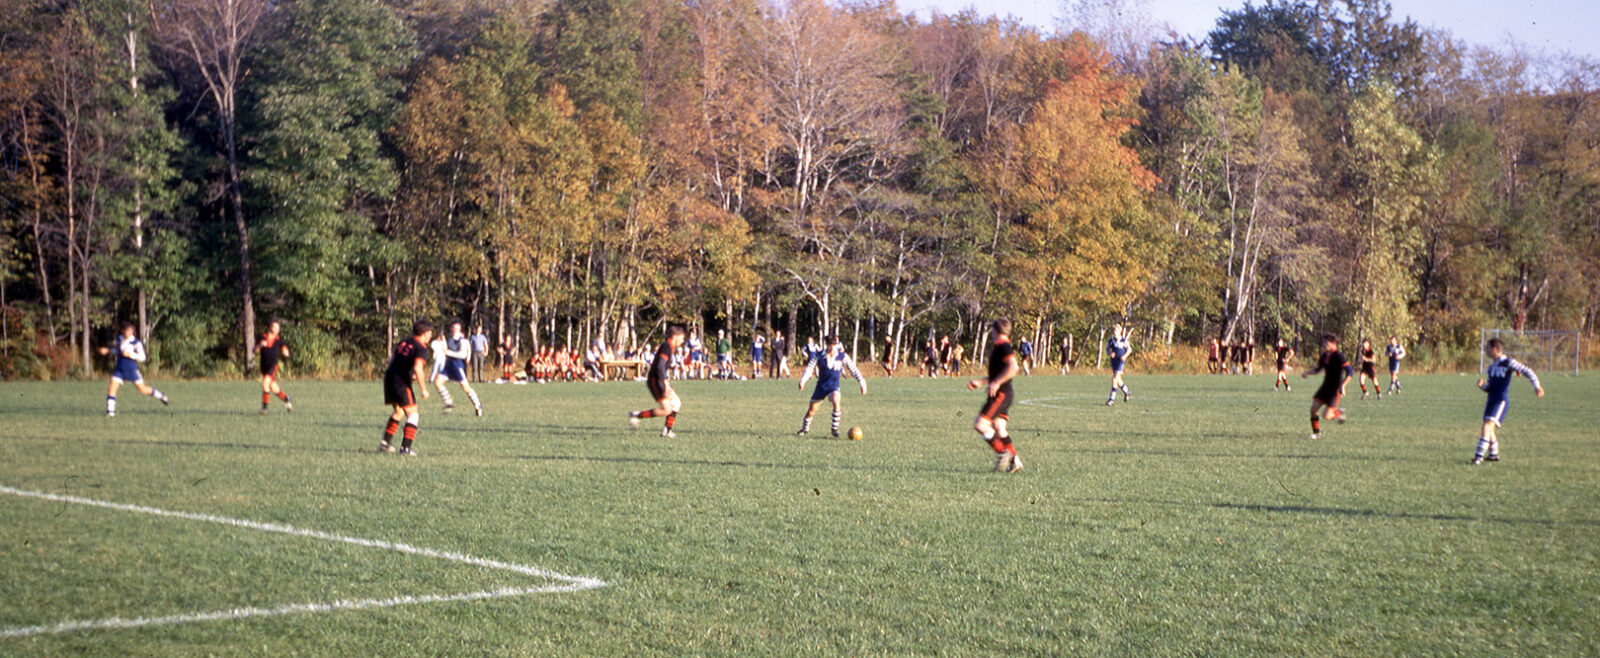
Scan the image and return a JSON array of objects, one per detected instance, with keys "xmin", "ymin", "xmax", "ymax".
[
  {"xmin": 384, "ymin": 418, "xmax": 399, "ymax": 439},
  {"xmin": 665, "ymin": 412, "xmax": 677, "ymax": 430},
  {"xmin": 262, "ymin": 393, "xmax": 270, "ymax": 405}
]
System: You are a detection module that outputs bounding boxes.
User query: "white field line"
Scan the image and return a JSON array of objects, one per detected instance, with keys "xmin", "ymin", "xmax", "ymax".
[{"xmin": 0, "ymin": 485, "xmax": 607, "ymax": 638}]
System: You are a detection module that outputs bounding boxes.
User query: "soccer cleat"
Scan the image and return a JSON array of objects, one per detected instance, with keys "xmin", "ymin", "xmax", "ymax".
[
  {"xmin": 1377, "ymin": 394, "xmax": 1383, "ymax": 401},
  {"xmin": 106, "ymin": 411, "xmax": 115, "ymax": 418},
  {"xmin": 1105, "ymin": 399, "xmax": 1115, "ymax": 406},
  {"xmin": 1007, "ymin": 454, "xmax": 1024, "ymax": 474},
  {"xmin": 831, "ymin": 430, "xmax": 840, "ymax": 438},
  {"xmin": 474, "ymin": 405, "xmax": 483, "ymax": 417},
  {"xmin": 1285, "ymin": 385, "xmax": 1291, "ymax": 392},
  {"xmin": 1469, "ymin": 457, "xmax": 1484, "ymax": 465},
  {"xmin": 378, "ymin": 441, "xmax": 397, "ymax": 453},
  {"xmin": 160, "ymin": 395, "xmax": 169, "ymax": 406},
  {"xmin": 1360, "ymin": 391, "xmax": 1368, "ymax": 400},
  {"xmin": 1309, "ymin": 433, "xmax": 1320, "ymax": 440},
  {"xmin": 398, "ymin": 447, "xmax": 417, "ymax": 456},
  {"xmin": 661, "ymin": 429, "xmax": 676, "ymax": 439},
  {"xmin": 443, "ymin": 404, "xmax": 455, "ymax": 414},
  {"xmin": 260, "ymin": 408, "xmax": 268, "ymax": 416},
  {"xmin": 628, "ymin": 412, "xmax": 640, "ymax": 429},
  {"xmin": 285, "ymin": 402, "xmax": 293, "ymax": 413},
  {"xmin": 993, "ymin": 451, "xmax": 1013, "ymax": 472},
  {"xmin": 1485, "ymin": 455, "xmax": 1500, "ymax": 462},
  {"xmin": 796, "ymin": 429, "xmax": 808, "ymax": 436}
]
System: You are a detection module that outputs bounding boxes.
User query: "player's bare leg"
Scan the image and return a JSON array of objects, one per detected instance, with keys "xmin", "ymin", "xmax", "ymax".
[
  {"xmin": 456, "ymin": 380, "xmax": 483, "ymax": 416},
  {"xmin": 631, "ymin": 391, "xmax": 681, "ymax": 437},
  {"xmin": 974, "ymin": 413, "xmax": 1015, "ymax": 472}
]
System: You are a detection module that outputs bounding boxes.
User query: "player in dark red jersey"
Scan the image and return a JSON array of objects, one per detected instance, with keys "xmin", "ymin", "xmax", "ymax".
[
  {"xmin": 629, "ymin": 325, "xmax": 687, "ymax": 437},
  {"xmin": 969, "ymin": 318, "xmax": 1023, "ymax": 473},
  {"xmin": 1357, "ymin": 338, "xmax": 1381, "ymax": 400},
  {"xmin": 1273, "ymin": 338, "xmax": 1295, "ymax": 392},
  {"xmin": 1301, "ymin": 333, "xmax": 1352, "ymax": 440},
  {"xmin": 380, "ymin": 321, "xmax": 434, "ymax": 455},
  {"xmin": 254, "ymin": 319, "xmax": 293, "ymax": 414}
]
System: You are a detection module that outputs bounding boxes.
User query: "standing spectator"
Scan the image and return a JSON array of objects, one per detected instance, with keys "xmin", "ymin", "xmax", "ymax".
[
  {"xmin": 951, "ymin": 341, "xmax": 965, "ymax": 376},
  {"xmin": 880, "ymin": 331, "xmax": 896, "ymax": 376},
  {"xmin": 751, "ymin": 333, "xmax": 766, "ymax": 379},
  {"xmin": 1017, "ymin": 336, "xmax": 1034, "ymax": 375},
  {"xmin": 772, "ymin": 331, "xmax": 791, "ymax": 378},
  {"xmin": 938, "ymin": 336, "xmax": 954, "ymax": 377},
  {"xmin": 922, "ymin": 339, "xmax": 939, "ymax": 377},
  {"xmin": 716, "ymin": 329, "xmax": 733, "ymax": 379},
  {"xmin": 1060, "ymin": 334, "xmax": 1073, "ymax": 375},
  {"xmin": 470, "ymin": 325, "xmax": 489, "ymax": 382}
]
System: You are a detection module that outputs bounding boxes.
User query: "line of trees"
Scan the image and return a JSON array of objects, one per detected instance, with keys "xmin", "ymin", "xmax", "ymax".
[{"xmin": 1, "ymin": 0, "xmax": 1596, "ymax": 378}]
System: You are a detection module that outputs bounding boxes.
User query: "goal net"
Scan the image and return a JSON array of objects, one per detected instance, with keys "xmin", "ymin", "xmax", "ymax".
[{"xmin": 1479, "ymin": 328, "xmax": 1582, "ymax": 375}]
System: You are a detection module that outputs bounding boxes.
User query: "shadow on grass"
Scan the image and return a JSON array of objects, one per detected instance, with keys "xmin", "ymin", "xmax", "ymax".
[
  {"xmin": 509, "ymin": 452, "xmax": 971, "ymax": 475},
  {"xmin": 6, "ymin": 434, "xmax": 360, "ymax": 454},
  {"xmin": 1067, "ymin": 495, "xmax": 1600, "ymax": 528}
]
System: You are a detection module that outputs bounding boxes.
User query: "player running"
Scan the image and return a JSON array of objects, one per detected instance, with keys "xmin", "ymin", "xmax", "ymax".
[
  {"xmin": 433, "ymin": 321, "xmax": 483, "ymax": 416},
  {"xmin": 380, "ymin": 321, "xmax": 434, "ymax": 455},
  {"xmin": 254, "ymin": 319, "xmax": 293, "ymax": 414},
  {"xmin": 1273, "ymin": 338, "xmax": 1295, "ymax": 392},
  {"xmin": 1471, "ymin": 338, "xmax": 1544, "ymax": 464},
  {"xmin": 970, "ymin": 318, "xmax": 1023, "ymax": 474},
  {"xmin": 1105, "ymin": 324, "xmax": 1132, "ymax": 405},
  {"xmin": 99, "ymin": 321, "xmax": 170, "ymax": 417},
  {"xmin": 629, "ymin": 325, "xmax": 687, "ymax": 437},
  {"xmin": 1385, "ymin": 336, "xmax": 1406, "ymax": 395},
  {"xmin": 795, "ymin": 335, "xmax": 867, "ymax": 437},
  {"xmin": 1301, "ymin": 333, "xmax": 1352, "ymax": 440},
  {"xmin": 1357, "ymin": 338, "xmax": 1381, "ymax": 400}
]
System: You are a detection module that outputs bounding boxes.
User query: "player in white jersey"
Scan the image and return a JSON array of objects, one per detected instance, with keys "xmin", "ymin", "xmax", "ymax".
[{"xmin": 98, "ymin": 321, "xmax": 170, "ymax": 417}]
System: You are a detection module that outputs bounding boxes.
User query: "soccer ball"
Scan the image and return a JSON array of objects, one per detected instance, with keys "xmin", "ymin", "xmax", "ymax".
[{"xmin": 847, "ymin": 426, "xmax": 863, "ymax": 441}]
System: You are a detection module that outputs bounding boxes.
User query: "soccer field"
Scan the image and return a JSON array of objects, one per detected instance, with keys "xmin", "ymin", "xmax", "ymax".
[{"xmin": 1, "ymin": 374, "xmax": 1596, "ymax": 656}]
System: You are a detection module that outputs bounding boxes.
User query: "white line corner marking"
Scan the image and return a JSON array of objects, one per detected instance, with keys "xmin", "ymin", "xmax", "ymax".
[{"xmin": 0, "ymin": 485, "xmax": 608, "ymax": 638}]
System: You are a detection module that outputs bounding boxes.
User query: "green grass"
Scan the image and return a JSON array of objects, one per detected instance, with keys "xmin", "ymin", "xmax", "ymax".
[{"xmin": 1, "ymin": 373, "xmax": 1597, "ymax": 656}]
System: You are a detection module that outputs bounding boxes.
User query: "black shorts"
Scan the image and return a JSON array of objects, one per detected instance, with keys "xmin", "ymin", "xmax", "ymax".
[
  {"xmin": 1276, "ymin": 360, "xmax": 1288, "ymax": 371},
  {"xmin": 647, "ymin": 378, "xmax": 669, "ymax": 402},
  {"xmin": 384, "ymin": 376, "xmax": 416, "ymax": 407},
  {"xmin": 979, "ymin": 388, "xmax": 1013, "ymax": 421},
  {"xmin": 1313, "ymin": 384, "xmax": 1340, "ymax": 406},
  {"xmin": 261, "ymin": 363, "xmax": 280, "ymax": 378},
  {"xmin": 1360, "ymin": 363, "xmax": 1377, "ymax": 378}
]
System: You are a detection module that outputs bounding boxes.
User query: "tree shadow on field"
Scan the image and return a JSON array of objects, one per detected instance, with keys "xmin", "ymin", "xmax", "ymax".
[
  {"xmin": 510, "ymin": 452, "xmax": 971, "ymax": 475},
  {"xmin": 1065, "ymin": 494, "xmax": 1600, "ymax": 528},
  {"xmin": 6, "ymin": 434, "xmax": 359, "ymax": 455}
]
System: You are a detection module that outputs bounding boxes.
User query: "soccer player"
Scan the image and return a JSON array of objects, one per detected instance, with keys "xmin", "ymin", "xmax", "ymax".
[
  {"xmin": 1105, "ymin": 324, "xmax": 1132, "ymax": 405},
  {"xmin": 1301, "ymin": 333, "xmax": 1352, "ymax": 440},
  {"xmin": 629, "ymin": 325, "xmax": 686, "ymax": 437},
  {"xmin": 380, "ymin": 321, "xmax": 434, "ymax": 455},
  {"xmin": 1472, "ymin": 337, "xmax": 1545, "ymax": 465},
  {"xmin": 1385, "ymin": 336, "xmax": 1406, "ymax": 395},
  {"xmin": 434, "ymin": 321, "xmax": 482, "ymax": 416},
  {"xmin": 970, "ymin": 318, "xmax": 1022, "ymax": 474},
  {"xmin": 795, "ymin": 335, "xmax": 867, "ymax": 437},
  {"xmin": 1273, "ymin": 338, "xmax": 1295, "ymax": 392},
  {"xmin": 1357, "ymin": 338, "xmax": 1380, "ymax": 400},
  {"xmin": 921, "ymin": 339, "xmax": 938, "ymax": 377},
  {"xmin": 497, "ymin": 335, "xmax": 516, "ymax": 383},
  {"xmin": 99, "ymin": 321, "xmax": 170, "ymax": 417},
  {"xmin": 938, "ymin": 336, "xmax": 953, "ymax": 377},
  {"xmin": 254, "ymin": 319, "xmax": 293, "ymax": 414},
  {"xmin": 1017, "ymin": 336, "xmax": 1033, "ymax": 375}
]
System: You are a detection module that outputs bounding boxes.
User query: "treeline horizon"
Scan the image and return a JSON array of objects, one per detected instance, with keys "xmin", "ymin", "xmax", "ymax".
[{"xmin": 1, "ymin": 0, "xmax": 1596, "ymax": 379}]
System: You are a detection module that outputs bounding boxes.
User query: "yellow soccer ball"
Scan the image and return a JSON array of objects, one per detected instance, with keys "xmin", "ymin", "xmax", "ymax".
[{"xmin": 847, "ymin": 426, "xmax": 863, "ymax": 441}]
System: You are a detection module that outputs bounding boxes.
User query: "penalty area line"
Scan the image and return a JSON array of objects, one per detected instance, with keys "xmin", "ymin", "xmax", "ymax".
[{"xmin": 0, "ymin": 485, "xmax": 608, "ymax": 638}]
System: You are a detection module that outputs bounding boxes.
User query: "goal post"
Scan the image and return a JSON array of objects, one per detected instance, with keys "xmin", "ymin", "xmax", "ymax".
[{"xmin": 1479, "ymin": 328, "xmax": 1581, "ymax": 375}]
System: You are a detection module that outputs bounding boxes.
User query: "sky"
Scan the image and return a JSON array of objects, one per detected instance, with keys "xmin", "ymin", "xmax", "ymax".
[{"xmin": 906, "ymin": 0, "xmax": 1600, "ymax": 61}]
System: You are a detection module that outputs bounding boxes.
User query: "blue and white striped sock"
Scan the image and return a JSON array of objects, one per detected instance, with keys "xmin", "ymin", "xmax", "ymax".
[{"xmin": 1474, "ymin": 437, "xmax": 1491, "ymax": 459}]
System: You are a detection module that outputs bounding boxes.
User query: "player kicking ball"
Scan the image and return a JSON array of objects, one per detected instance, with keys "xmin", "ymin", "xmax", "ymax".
[
  {"xmin": 796, "ymin": 335, "xmax": 867, "ymax": 437},
  {"xmin": 969, "ymin": 318, "xmax": 1022, "ymax": 473},
  {"xmin": 433, "ymin": 321, "xmax": 483, "ymax": 416},
  {"xmin": 1105, "ymin": 324, "xmax": 1132, "ymax": 405},
  {"xmin": 99, "ymin": 321, "xmax": 170, "ymax": 417},
  {"xmin": 254, "ymin": 319, "xmax": 293, "ymax": 414},
  {"xmin": 629, "ymin": 325, "xmax": 686, "ymax": 437},
  {"xmin": 1301, "ymin": 333, "xmax": 1352, "ymax": 440},
  {"xmin": 380, "ymin": 321, "xmax": 433, "ymax": 455},
  {"xmin": 1471, "ymin": 338, "xmax": 1544, "ymax": 465}
]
